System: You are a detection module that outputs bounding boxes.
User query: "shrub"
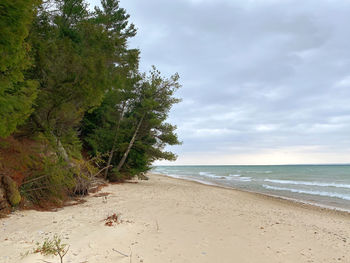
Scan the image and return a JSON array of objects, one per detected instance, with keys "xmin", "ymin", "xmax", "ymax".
[
  {"xmin": 20, "ymin": 157, "xmax": 75, "ymax": 205},
  {"xmin": 108, "ymin": 169, "xmax": 133, "ymax": 182}
]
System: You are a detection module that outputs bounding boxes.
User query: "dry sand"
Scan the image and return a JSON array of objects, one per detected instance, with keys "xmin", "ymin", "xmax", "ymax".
[{"xmin": 1, "ymin": 173, "xmax": 350, "ymax": 263}]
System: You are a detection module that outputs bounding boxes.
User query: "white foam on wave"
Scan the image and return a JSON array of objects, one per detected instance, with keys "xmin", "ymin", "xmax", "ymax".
[
  {"xmin": 263, "ymin": 184, "xmax": 350, "ymax": 201},
  {"xmin": 165, "ymin": 173, "xmax": 219, "ymax": 187},
  {"xmin": 246, "ymin": 170, "xmax": 272, "ymax": 174},
  {"xmin": 264, "ymin": 179, "xmax": 350, "ymax": 189},
  {"xmin": 199, "ymin": 171, "xmax": 217, "ymax": 178},
  {"xmin": 228, "ymin": 176, "xmax": 252, "ymax": 182},
  {"xmin": 237, "ymin": 177, "xmax": 252, "ymax": 182},
  {"xmin": 198, "ymin": 172, "xmax": 252, "ymax": 182},
  {"xmin": 199, "ymin": 172, "xmax": 231, "ymax": 180}
]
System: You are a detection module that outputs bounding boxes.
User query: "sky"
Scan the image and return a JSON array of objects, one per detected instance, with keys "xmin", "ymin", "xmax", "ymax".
[{"xmin": 88, "ymin": 0, "xmax": 350, "ymax": 165}]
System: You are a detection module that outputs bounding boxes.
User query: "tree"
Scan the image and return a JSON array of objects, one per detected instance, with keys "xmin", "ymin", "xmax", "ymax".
[
  {"xmin": 84, "ymin": 0, "xmax": 140, "ymax": 177},
  {"xmin": 0, "ymin": 0, "xmax": 39, "ymax": 137},
  {"xmin": 26, "ymin": 0, "xmax": 113, "ymax": 161},
  {"xmin": 25, "ymin": 0, "xmax": 140, "ymax": 161},
  {"xmin": 115, "ymin": 68, "xmax": 181, "ymax": 173},
  {"xmin": 82, "ymin": 67, "xmax": 181, "ymax": 178}
]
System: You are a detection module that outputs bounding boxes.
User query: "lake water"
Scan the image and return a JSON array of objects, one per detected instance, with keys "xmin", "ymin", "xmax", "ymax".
[{"xmin": 152, "ymin": 165, "xmax": 350, "ymax": 212}]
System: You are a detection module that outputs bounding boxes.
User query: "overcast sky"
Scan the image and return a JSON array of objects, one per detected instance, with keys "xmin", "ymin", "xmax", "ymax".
[{"xmin": 88, "ymin": 0, "xmax": 350, "ymax": 165}]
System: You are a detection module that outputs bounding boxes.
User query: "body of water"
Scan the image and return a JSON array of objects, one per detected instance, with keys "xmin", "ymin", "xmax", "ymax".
[{"xmin": 152, "ymin": 165, "xmax": 350, "ymax": 212}]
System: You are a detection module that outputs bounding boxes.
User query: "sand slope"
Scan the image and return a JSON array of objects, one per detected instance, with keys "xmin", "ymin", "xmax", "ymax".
[{"xmin": 1, "ymin": 173, "xmax": 350, "ymax": 263}]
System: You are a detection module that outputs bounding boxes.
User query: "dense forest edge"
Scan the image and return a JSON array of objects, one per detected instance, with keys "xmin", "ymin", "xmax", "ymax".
[{"xmin": 0, "ymin": 0, "xmax": 181, "ymax": 215}]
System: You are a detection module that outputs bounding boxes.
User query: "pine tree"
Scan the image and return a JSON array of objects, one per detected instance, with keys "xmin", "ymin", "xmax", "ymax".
[
  {"xmin": 116, "ymin": 68, "xmax": 181, "ymax": 173},
  {"xmin": 27, "ymin": 0, "xmax": 112, "ymax": 160},
  {"xmin": 82, "ymin": 67, "xmax": 181, "ymax": 178},
  {"xmin": 0, "ymin": 0, "xmax": 38, "ymax": 137}
]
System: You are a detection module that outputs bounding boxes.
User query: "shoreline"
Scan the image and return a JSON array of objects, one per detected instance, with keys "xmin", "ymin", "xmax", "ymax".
[
  {"xmin": 154, "ymin": 172, "xmax": 350, "ymax": 215},
  {"xmin": 1, "ymin": 173, "xmax": 350, "ymax": 262}
]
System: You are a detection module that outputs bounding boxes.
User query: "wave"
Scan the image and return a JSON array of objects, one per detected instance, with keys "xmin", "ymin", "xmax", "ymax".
[
  {"xmin": 246, "ymin": 170, "xmax": 272, "ymax": 174},
  {"xmin": 199, "ymin": 172, "xmax": 217, "ymax": 178},
  {"xmin": 161, "ymin": 173, "xmax": 219, "ymax": 187},
  {"xmin": 264, "ymin": 179, "xmax": 350, "ymax": 189},
  {"xmin": 229, "ymin": 176, "xmax": 252, "ymax": 182},
  {"xmin": 198, "ymin": 172, "xmax": 252, "ymax": 182},
  {"xmin": 262, "ymin": 184, "xmax": 350, "ymax": 201},
  {"xmin": 237, "ymin": 177, "xmax": 252, "ymax": 182}
]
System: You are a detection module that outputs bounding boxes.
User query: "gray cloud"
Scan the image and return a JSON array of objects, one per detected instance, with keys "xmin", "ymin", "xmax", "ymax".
[{"xmin": 88, "ymin": 0, "xmax": 350, "ymax": 164}]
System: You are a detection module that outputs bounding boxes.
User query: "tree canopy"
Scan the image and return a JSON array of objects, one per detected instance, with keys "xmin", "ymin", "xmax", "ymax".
[{"xmin": 0, "ymin": 0, "xmax": 39, "ymax": 137}]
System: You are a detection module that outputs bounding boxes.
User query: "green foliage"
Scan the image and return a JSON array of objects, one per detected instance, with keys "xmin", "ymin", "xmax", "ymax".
[
  {"xmin": 29, "ymin": 10, "xmax": 110, "ymax": 133},
  {"xmin": 109, "ymin": 168, "xmax": 131, "ymax": 182},
  {"xmin": 34, "ymin": 234, "xmax": 69, "ymax": 263},
  {"xmin": 60, "ymin": 129, "xmax": 82, "ymax": 159},
  {"xmin": 82, "ymin": 67, "xmax": 181, "ymax": 177},
  {"xmin": 20, "ymin": 157, "xmax": 75, "ymax": 204},
  {"xmin": 26, "ymin": 0, "xmax": 139, "ymax": 161},
  {"xmin": 0, "ymin": 0, "xmax": 39, "ymax": 137}
]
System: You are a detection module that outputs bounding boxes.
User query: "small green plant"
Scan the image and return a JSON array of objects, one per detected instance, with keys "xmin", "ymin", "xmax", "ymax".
[{"xmin": 34, "ymin": 234, "xmax": 69, "ymax": 263}]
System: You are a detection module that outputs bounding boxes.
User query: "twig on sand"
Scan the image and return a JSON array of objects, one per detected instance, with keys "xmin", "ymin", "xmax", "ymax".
[
  {"xmin": 112, "ymin": 248, "xmax": 129, "ymax": 257},
  {"xmin": 156, "ymin": 220, "xmax": 159, "ymax": 232},
  {"xmin": 57, "ymin": 245, "xmax": 69, "ymax": 263}
]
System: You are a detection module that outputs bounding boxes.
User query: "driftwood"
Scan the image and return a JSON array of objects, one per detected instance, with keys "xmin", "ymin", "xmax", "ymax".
[
  {"xmin": 74, "ymin": 165, "xmax": 111, "ymax": 195},
  {"xmin": 137, "ymin": 173, "xmax": 149, "ymax": 180}
]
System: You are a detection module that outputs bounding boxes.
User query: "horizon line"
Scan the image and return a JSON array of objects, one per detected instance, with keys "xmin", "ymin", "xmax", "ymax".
[{"xmin": 153, "ymin": 163, "xmax": 350, "ymax": 166}]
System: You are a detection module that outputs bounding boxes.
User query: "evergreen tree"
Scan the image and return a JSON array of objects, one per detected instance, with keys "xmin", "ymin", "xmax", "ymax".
[
  {"xmin": 0, "ymin": 0, "xmax": 39, "ymax": 137},
  {"xmin": 116, "ymin": 68, "xmax": 181, "ymax": 174},
  {"xmin": 82, "ymin": 67, "xmax": 181, "ymax": 178},
  {"xmin": 27, "ymin": 0, "xmax": 113, "ymax": 161},
  {"xmin": 27, "ymin": 0, "xmax": 139, "ymax": 159}
]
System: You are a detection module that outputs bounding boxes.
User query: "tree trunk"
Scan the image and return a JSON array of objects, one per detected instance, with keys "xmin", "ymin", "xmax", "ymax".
[
  {"xmin": 115, "ymin": 114, "xmax": 144, "ymax": 173},
  {"xmin": 55, "ymin": 134, "xmax": 75, "ymax": 168},
  {"xmin": 56, "ymin": 137, "xmax": 69, "ymax": 163},
  {"xmin": 104, "ymin": 134, "xmax": 118, "ymax": 179},
  {"xmin": 32, "ymin": 114, "xmax": 74, "ymax": 168},
  {"xmin": 104, "ymin": 108, "xmax": 125, "ymax": 179}
]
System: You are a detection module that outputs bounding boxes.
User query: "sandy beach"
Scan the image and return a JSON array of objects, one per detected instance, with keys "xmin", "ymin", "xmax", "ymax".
[{"xmin": 1, "ymin": 173, "xmax": 350, "ymax": 263}]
